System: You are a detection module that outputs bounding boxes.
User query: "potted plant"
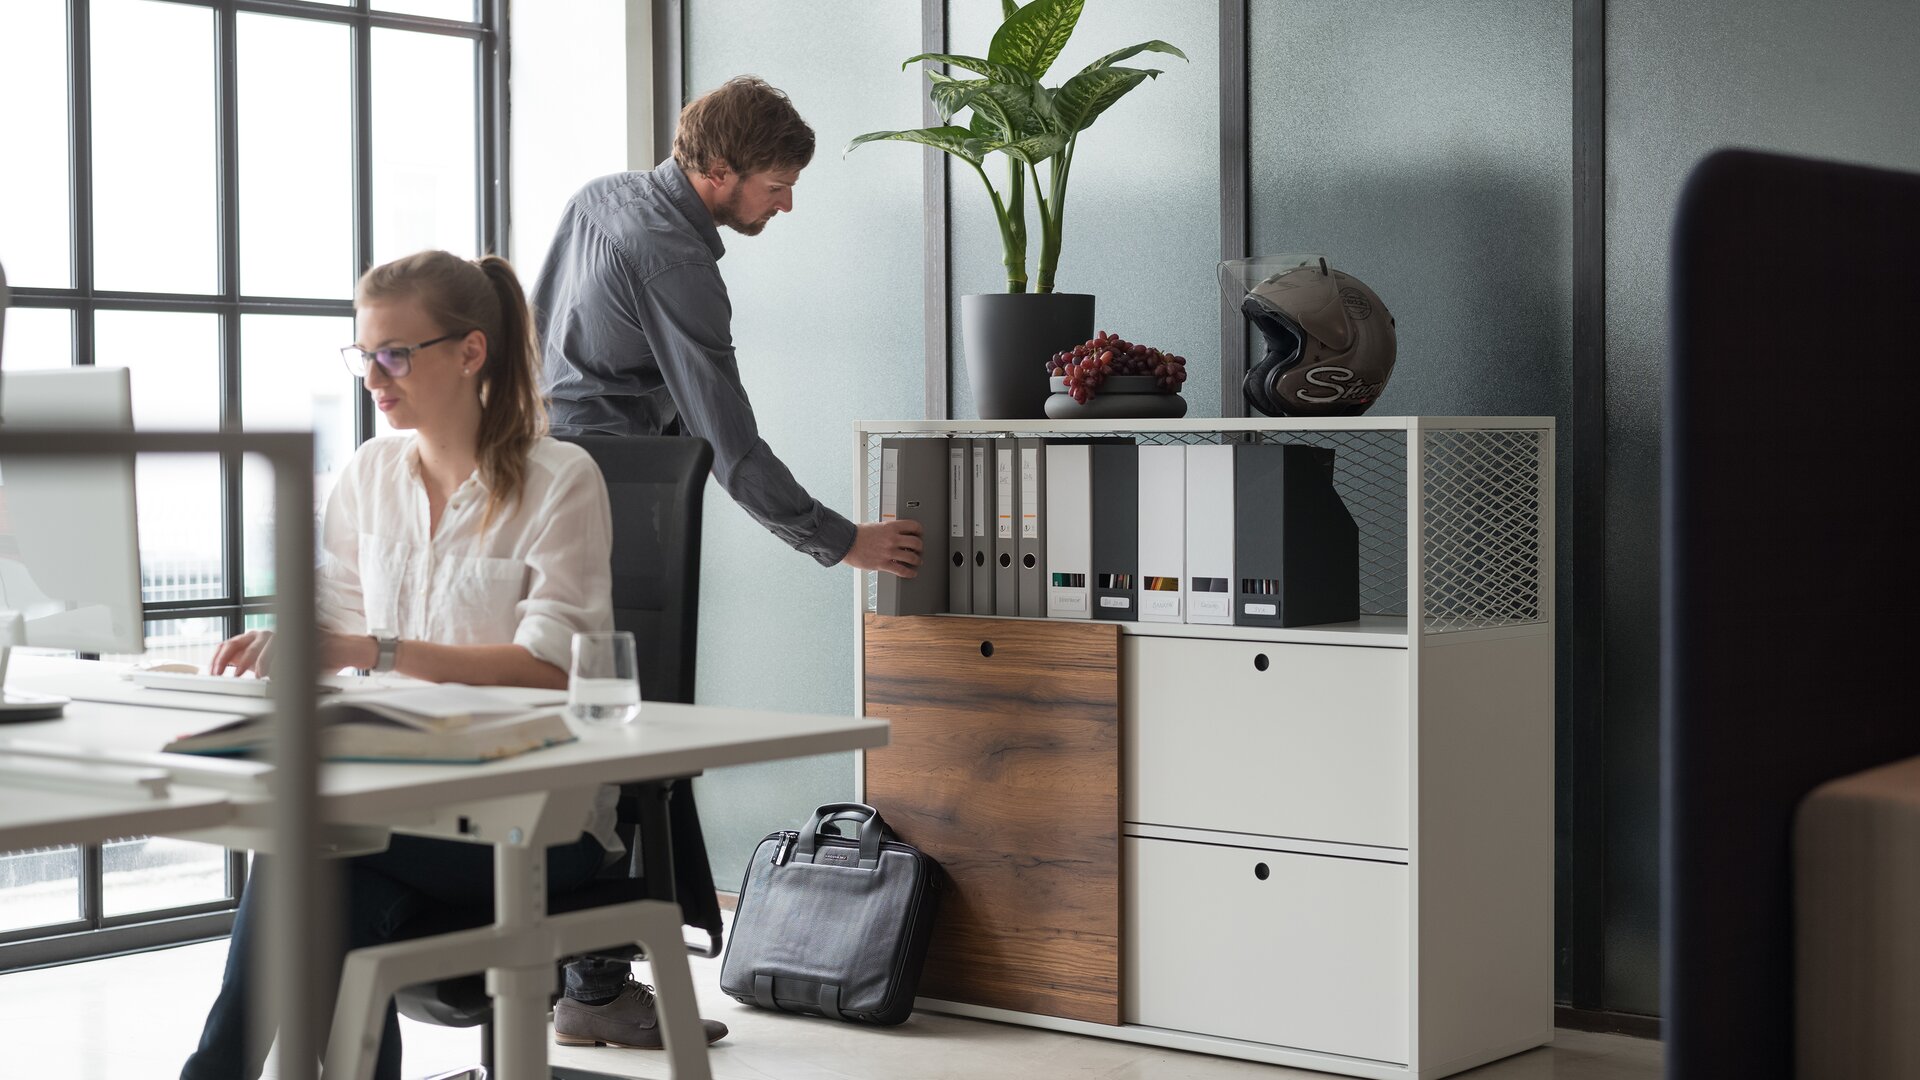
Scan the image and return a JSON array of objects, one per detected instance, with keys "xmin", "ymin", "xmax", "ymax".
[{"xmin": 848, "ymin": 0, "xmax": 1184, "ymax": 419}]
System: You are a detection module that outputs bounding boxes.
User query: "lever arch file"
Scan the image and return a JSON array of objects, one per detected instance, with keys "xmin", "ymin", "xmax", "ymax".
[
  {"xmin": 994, "ymin": 437, "xmax": 1020, "ymax": 616},
  {"xmin": 970, "ymin": 439, "xmax": 994, "ymax": 614},
  {"xmin": 1137, "ymin": 444, "xmax": 1185, "ymax": 623},
  {"xmin": 1016, "ymin": 437, "xmax": 1047, "ymax": 618},
  {"xmin": 947, "ymin": 440, "xmax": 971, "ymax": 614},
  {"xmin": 1044, "ymin": 442, "xmax": 1092, "ymax": 619},
  {"xmin": 1232, "ymin": 443, "xmax": 1359, "ymax": 628},
  {"xmin": 877, "ymin": 438, "xmax": 950, "ymax": 616},
  {"xmin": 1185, "ymin": 443, "xmax": 1235, "ymax": 625}
]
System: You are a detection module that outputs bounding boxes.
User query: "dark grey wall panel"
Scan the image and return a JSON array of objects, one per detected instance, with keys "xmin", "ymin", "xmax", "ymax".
[
  {"xmin": 1247, "ymin": 2, "xmax": 1571, "ymax": 420},
  {"xmin": 1606, "ymin": 0, "xmax": 1920, "ymax": 1017},
  {"xmin": 947, "ymin": 0, "xmax": 1221, "ymax": 418},
  {"xmin": 684, "ymin": 1, "xmax": 924, "ymax": 888}
]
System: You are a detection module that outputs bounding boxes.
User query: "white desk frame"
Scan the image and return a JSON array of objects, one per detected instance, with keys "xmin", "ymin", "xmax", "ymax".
[{"xmin": 2, "ymin": 658, "xmax": 890, "ymax": 1080}]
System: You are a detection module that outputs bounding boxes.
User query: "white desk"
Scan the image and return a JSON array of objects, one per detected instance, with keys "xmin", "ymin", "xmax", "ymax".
[{"xmin": 0, "ymin": 656, "xmax": 890, "ymax": 1080}]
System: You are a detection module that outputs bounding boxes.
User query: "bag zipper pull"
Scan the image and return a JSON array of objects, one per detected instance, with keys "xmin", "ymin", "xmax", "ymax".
[{"xmin": 772, "ymin": 830, "xmax": 799, "ymax": 866}]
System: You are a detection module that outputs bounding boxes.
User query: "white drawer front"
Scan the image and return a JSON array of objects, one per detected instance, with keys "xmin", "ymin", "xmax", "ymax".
[
  {"xmin": 1124, "ymin": 637, "xmax": 1408, "ymax": 848},
  {"xmin": 1124, "ymin": 836, "xmax": 1410, "ymax": 1064}
]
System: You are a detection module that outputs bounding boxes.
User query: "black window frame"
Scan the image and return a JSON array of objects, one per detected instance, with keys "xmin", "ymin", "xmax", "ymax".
[{"xmin": 0, "ymin": 0, "xmax": 509, "ymax": 973}]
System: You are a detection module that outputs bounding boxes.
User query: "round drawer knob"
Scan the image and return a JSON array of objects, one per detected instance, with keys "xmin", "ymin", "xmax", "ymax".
[
  {"xmin": 1254, "ymin": 653, "xmax": 1270, "ymax": 672},
  {"xmin": 1254, "ymin": 862, "xmax": 1271, "ymax": 880},
  {"xmin": 980, "ymin": 641, "xmax": 995, "ymax": 658}
]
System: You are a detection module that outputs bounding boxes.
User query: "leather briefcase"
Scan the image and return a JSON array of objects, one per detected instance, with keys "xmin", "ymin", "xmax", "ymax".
[{"xmin": 719, "ymin": 802, "xmax": 941, "ymax": 1025}]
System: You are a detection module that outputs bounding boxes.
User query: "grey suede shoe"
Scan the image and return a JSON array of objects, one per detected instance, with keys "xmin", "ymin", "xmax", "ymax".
[{"xmin": 553, "ymin": 977, "xmax": 729, "ymax": 1049}]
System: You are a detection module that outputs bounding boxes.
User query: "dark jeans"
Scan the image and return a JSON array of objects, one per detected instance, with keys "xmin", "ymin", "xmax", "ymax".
[{"xmin": 180, "ymin": 833, "xmax": 609, "ymax": 1080}]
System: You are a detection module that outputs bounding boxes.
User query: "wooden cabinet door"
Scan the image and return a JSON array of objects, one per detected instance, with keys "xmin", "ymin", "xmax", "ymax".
[{"xmin": 863, "ymin": 614, "xmax": 1121, "ymax": 1024}]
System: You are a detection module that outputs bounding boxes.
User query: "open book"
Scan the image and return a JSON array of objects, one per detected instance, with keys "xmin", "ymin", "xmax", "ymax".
[{"xmin": 162, "ymin": 684, "xmax": 576, "ymax": 763}]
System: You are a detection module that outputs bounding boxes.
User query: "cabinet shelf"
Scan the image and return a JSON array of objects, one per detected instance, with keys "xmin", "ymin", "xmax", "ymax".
[{"xmin": 906, "ymin": 612, "xmax": 1411, "ymax": 647}]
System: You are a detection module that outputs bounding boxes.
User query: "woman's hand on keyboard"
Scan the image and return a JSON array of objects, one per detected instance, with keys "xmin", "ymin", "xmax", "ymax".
[
  {"xmin": 209, "ymin": 630, "xmax": 276, "ymax": 678},
  {"xmin": 209, "ymin": 629, "xmax": 378, "ymax": 678}
]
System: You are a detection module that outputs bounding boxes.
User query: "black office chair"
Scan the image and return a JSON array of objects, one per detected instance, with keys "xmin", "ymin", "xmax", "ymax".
[{"xmin": 393, "ymin": 434, "xmax": 720, "ymax": 1080}]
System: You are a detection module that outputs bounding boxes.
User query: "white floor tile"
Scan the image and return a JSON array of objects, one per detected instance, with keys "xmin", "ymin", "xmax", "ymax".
[{"xmin": 0, "ymin": 935, "xmax": 1660, "ymax": 1080}]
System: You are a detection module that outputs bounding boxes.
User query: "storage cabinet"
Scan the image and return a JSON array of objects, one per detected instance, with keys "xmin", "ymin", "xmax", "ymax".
[
  {"xmin": 852, "ymin": 418, "xmax": 1554, "ymax": 1080},
  {"xmin": 1124, "ymin": 836, "xmax": 1410, "ymax": 1063},
  {"xmin": 1124, "ymin": 636, "xmax": 1408, "ymax": 849}
]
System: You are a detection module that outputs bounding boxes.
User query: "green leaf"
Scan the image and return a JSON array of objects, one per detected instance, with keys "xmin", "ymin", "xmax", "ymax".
[
  {"xmin": 931, "ymin": 76, "xmax": 1053, "ymax": 140},
  {"xmin": 926, "ymin": 72, "xmax": 976, "ymax": 123},
  {"xmin": 1078, "ymin": 39, "xmax": 1187, "ymax": 74},
  {"xmin": 902, "ymin": 52, "xmax": 1032, "ymax": 85},
  {"xmin": 988, "ymin": 0, "xmax": 1085, "ymax": 80},
  {"xmin": 844, "ymin": 125, "xmax": 986, "ymax": 167},
  {"xmin": 1053, "ymin": 65, "xmax": 1161, "ymax": 134},
  {"xmin": 990, "ymin": 130, "xmax": 1071, "ymax": 166},
  {"xmin": 1002, "ymin": 0, "xmax": 1019, "ymax": 18}
]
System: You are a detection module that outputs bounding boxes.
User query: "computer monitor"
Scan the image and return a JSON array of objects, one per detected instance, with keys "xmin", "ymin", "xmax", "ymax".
[{"xmin": 0, "ymin": 366, "xmax": 146, "ymax": 721}]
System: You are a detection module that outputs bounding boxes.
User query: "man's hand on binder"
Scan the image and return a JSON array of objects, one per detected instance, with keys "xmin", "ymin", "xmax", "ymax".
[{"xmin": 844, "ymin": 520, "xmax": 925, "ymax": 577}]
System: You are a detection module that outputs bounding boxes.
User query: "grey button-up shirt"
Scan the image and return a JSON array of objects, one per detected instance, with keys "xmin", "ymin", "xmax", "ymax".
[{"xmin": 533, "ymin": 160, "xmax": 857, "ymax": 567}]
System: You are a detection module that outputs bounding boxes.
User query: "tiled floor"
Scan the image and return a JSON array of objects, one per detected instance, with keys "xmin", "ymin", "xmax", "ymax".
[{"xmin": 0, "ymin": 936, "xmax": 1661, "ymax": 1080}]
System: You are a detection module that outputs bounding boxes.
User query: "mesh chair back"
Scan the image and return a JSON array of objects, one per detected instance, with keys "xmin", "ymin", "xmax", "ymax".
[{"xmin": 557, "ymin": 435, "xmax": 711, "ymax": 704}]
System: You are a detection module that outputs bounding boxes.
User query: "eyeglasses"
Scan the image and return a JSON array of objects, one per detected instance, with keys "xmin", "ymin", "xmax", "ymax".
[{"xmin": 339, "ymin": 331, "xmax": 468, "ymax": 380}]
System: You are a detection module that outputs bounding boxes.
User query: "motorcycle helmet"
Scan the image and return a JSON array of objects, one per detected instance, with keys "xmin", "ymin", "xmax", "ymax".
[{"xmin": 1219, "ymin": 255, "xmax": 1397, "ymax": 417}]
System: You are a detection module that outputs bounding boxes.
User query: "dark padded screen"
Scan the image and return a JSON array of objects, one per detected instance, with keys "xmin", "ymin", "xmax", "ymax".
[{"xmin": 1663, "ymin": 149, "xmax": 1920, "ymax": 1078}]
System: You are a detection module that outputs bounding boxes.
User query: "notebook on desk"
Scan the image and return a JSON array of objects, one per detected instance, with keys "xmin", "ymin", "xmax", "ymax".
[{"xmin": 162, "ymin": 685, "xmax": 576, "ymax": 764}]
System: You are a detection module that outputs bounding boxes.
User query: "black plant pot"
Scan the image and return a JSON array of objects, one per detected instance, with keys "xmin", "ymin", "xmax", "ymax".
[{"xmin": 960, "ymin": 292, "xmax": 1095, "ymax": 419}]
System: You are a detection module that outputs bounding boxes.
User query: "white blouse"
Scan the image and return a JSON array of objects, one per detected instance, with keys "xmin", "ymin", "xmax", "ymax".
[{"xmin": 316, "ymin": 434, "xmax": 621, "ymax": 858}]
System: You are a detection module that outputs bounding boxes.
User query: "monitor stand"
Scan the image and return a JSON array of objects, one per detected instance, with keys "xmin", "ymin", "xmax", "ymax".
[{"xmin": 0, "ymin": 617, "xmax": 71, "ymax": 723}]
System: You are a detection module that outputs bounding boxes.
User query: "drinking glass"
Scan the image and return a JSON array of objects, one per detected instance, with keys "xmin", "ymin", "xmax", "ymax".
[{"xmin": 568, "ymin": 630, "xmax": 641, "ymax": 727}]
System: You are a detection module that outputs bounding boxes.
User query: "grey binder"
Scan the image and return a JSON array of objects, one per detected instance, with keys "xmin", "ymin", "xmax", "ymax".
[
  {"xmin": 970, "ymin": 439, "xmax": 995, "ymax": 614},
  {"xmin": 876, "ymin": 438, "xmax": 950, "ymax": 616},
  {"xmin": 947, "ymin": 439, "xmax": 971, "ymax": 614},
  {"xmin": 1016, "ymin": 437, "xmax": 1047, "ymax": 618},
  {"xmin": 993, "ymin": 437, "xmax": 1020, "ymax": 616}
]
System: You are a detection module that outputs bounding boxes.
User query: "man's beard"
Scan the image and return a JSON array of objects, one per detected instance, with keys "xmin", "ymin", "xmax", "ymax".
[{"xmin": 714, "ymin": 185, "xmax": 772, "ymax": 236}]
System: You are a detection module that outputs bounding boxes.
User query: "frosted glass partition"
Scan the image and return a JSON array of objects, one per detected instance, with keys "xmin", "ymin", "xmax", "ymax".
[{"xmin": 686, "ymin": 1, "xmax": 924, "ymax": 887}]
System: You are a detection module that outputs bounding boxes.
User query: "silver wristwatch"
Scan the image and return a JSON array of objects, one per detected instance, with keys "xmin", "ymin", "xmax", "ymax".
[{"xmin": 371, "ymin": 632, "xmax": 400, "ymax": 674}]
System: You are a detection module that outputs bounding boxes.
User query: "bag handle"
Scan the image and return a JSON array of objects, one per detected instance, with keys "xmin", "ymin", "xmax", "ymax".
[{"xmin": 795, "ymin": 802, "xmax": 886, "ymax": 868}]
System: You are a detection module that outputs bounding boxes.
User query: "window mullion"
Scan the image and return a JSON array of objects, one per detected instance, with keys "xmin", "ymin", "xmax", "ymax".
[
  {"xmin": 478, "ymin": 0, "xmax": 504, "ymax": 257},
  {"xmin": 70, "ymin": 0, "xmax": 95, "ymax": 365},
  {"xmin": 217, "ymin": 1, "xmax": 245, "ymax": 617},
  {"xmin": 353, "ymin": 12, "xmax": 374, "ymax": 445},
  {"xmin": 82, "ymin": 844, "xmax": 104, "ymax": 931}
]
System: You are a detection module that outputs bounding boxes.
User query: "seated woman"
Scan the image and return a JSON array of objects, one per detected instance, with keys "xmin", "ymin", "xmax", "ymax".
[{"xmin": 181, "ymin": 250, "xmax": 724, "ymax": 1080}]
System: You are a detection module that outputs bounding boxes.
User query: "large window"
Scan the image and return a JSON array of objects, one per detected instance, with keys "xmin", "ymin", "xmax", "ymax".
[{"xmin": 0, "ymin": 0, "xmax": 504, "ymax": 971}]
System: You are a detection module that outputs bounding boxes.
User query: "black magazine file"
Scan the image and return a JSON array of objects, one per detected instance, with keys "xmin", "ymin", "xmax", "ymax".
[{"xmin": 1663, "ymin": 149, "xmax": 1920, "ymax": 1078}]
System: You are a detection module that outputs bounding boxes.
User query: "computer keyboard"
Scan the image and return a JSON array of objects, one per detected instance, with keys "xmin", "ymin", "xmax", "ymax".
[{"xmin": 128, "ymin": 671, "xmax": 342, "ymax": 697}]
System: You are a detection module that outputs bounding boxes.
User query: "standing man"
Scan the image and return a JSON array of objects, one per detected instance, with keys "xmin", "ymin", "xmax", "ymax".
[
  {"xmin": 530, "ymin": 76, "xmax": 923, "ymax": 1048},
  {"xmin": 534, "ymin": 74, "xmax": 922, "ymax": 576}
]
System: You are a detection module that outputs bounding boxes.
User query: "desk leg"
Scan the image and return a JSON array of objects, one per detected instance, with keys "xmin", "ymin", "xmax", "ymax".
[
  {"xmin": 645, "ymin": 934, "xmax": 714, "ymax": 1080},
  {"xmin": 488, "ymin": 840, "xmax": 554, "ymax": 1079}
]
